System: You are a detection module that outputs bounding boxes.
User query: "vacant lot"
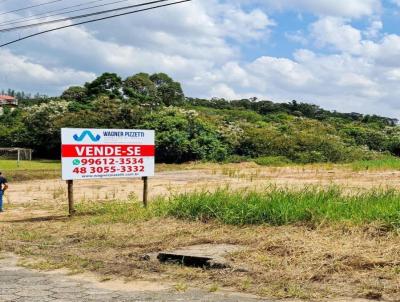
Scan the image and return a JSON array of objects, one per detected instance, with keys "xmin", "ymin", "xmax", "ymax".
[
  {"xmin": 5, "ymin": 160, "xmax": 400, "ymax": 205},
  {"xmin": 1, "ymin": 162, "xmax": 400, "ymax": 301},
  {"xmin": 0, "ymin": 159, "xmax": 60, "ymax": 181}
]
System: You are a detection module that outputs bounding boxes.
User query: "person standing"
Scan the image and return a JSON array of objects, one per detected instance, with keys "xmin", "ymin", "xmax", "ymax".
[{"xmin": 0, "ymin": 172, "xmax": 8, "ymax": 213}]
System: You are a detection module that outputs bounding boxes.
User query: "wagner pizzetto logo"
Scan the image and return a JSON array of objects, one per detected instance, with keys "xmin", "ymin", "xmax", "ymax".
[{"xmin": 73, "ymin": 130, "xmax": 101, "ymax": 142}]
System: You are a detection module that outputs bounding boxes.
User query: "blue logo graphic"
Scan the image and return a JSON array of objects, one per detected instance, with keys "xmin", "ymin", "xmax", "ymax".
[{"xmin": 73, "ymin": 130, "xmax": 101, "ymax": 142}]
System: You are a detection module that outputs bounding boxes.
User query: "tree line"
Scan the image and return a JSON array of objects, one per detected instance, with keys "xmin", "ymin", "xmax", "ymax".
[{"xmin": 1, "ymin": 72, "xmax": 399, "ymax": 163}]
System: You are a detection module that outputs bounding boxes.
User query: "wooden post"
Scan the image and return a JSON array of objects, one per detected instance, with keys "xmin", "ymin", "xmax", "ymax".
[
  {"xmin": 142, "ymin": 176, "xmax": 148, "ymax": 208},
  {"xmin": 67, "ymin": 180, "xmax": 75, "ymax": 216}
]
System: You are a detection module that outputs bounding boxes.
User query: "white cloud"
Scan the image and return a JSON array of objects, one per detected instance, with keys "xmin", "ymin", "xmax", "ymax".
[
  {"xmin": 207, "ymin": 51, "xmax": 391, "ymax": 115},
  {"xmin": 220, "ymin": 7, "xmax": 275, "ymax": 41},
  {"xmin": 210, "ymin": 83, "xmax": 238, "ymax": 99},
  {"xmin": 0, "ymin": 49, "xmax": 95, "ymax": 93},
  {"xmin": 206, "ymin": 40, "xmax": 400, "ymax": 115},
  {"xmin": 364, "ymin": 34, "xmax": 400, "ymax": 67},
  {"xmin": 385, "ymin": 68, "xmax": 400, "ymax": 81},
  {"xmin": 364, "ymin": 20, "xmax": 383, "ymax": 38},
  {"xmin": 0, "ymin": 0, "xmax": 277, "ymax": 94},
  {"xmin": 238, "ymin": 0, "xmax": 381, "ymax": 18},
  {"xmin": 285, "ymin": 31, "xmax": 308, "ymax": 45},
  {"xmin": 2, "ymin": 0, "xmax": 400, "ymax": 119},
  {"xmin": 310, "ymin": 17, "xmax": 362, "ymax": 53}
]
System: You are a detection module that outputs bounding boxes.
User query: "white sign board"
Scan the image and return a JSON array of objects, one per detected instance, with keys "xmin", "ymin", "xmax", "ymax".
[{"xmin": 61, "ymin": 128, "xmax": 155, "ymax": 180}]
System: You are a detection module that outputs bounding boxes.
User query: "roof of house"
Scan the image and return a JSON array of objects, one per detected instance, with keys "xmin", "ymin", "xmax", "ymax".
[{"xmin": 0, "ymin": 95, "xmax": 16, "ymax": 100}]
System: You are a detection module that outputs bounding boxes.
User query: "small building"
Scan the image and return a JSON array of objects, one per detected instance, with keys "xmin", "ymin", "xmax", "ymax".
[
  {"xmin": 0, "ymin": 95, "xmax": 18, "ymax": 107},
  {"xmin": 0, "ymin": 95, "xmax": 18, "ymax": 115}
]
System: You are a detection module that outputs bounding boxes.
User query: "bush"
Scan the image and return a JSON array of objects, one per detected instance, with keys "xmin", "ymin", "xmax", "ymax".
[{"xmin": 254, "ymin": 156, "xmax": 291, "ymax": 166}]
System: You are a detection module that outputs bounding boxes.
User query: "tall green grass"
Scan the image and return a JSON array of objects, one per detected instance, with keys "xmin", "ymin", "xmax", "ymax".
[
  {"xmin": 350, "ymin": 156, "xmax": 400, "ymax": 171},
  {"xmin": 76, "ymin": 186, "xmax": 400, "ymax": 228},
  {"xmin": 158, "ymin": 187, "xmax": 400, "ymax": 227}
]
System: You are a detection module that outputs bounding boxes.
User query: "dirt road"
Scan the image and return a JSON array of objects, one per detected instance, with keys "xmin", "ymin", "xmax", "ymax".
[{"xmin": 0, "ymin": 254, "xmax": 271, "ymax": 302}]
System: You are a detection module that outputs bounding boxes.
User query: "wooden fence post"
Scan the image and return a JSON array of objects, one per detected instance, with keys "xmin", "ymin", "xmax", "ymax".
[
  {"xmin": 67, "ymin": 180, "xmax": 75, "ymax": 216},
  {"xmin": 142, "ymin": 176, "xmax": 148, "ymax": 208}
]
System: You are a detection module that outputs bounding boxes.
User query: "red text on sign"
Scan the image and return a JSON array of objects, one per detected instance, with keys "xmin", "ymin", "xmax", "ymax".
[{"xmin": 62, "ymin": 145, "xmax": 155, "ymax": 157}]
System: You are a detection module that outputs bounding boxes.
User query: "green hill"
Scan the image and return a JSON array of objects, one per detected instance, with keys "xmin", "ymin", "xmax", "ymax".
[{"xmin": 1, "ymin": 72, "xmax": 399, "ymax": 163}]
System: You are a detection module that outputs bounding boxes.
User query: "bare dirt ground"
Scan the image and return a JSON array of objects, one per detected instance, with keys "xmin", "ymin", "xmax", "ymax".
[
  {"xmin": 1, "ymin": 164, "xmax": 400, "ymax": 301},
  {"xmin": 4, "ymin": 164, "xmax": 400, "ymax": 206}
]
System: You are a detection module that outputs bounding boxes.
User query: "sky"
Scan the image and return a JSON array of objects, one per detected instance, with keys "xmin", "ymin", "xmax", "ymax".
[{"xmin": 0, "ymin": 0, "xmax": 400, "ymax": 117}]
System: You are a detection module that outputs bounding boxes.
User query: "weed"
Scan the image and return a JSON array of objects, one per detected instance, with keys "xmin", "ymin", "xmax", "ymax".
[
  {"xmin": 76, "ymin": 200, "xmax": 152, "ymax": 224},
  {"xmin": 72, "ymin": 186, "xmax": 400, "ymax": 228},
  {"xmin": 16, "ymin": 230, "xmax": 48, "ymax": 242},
  {"xmin": 254, "ymin": 156, "xmax": 292, "ymax": 166},
  {"xmin": 158, "ymin": 186, "xmax": 400, "ymax": 227},
  {"xmin": 174, "ymin": 282, "xmax": 188, "ymax": 292},
  {"xmin": 53, "ymin": 187, "xmax": 66, "ymax": 200},
  {"xmin": 209, "ymin": 283, "xmax": 219, "ymax": 292},
  {"xmin": 19, "ymin": 259, "xmax": 65, "ymax": 271}
]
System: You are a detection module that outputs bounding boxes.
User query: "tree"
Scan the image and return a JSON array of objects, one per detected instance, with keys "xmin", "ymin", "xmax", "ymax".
[
  {"xmin": 61, "ymin": 86, "xmax": 88, "ymax": 102},
  {"xmin": 57, "ymin": 96, "xmax": 143, "ymax": 129},
  {"xmin": 123, "ymin": 73, "xmax": 158, "ymax": 104},
  {"xmin": 150, "ymin": 73, "xmax": 184, "ymax": 106},
  {"xmin": 21, "ymin": 101, "xmax": 70, "ymax": 157},
  {"xmin": 85, "ymin": 73, "xmax": 122, "ymax": 98},
  {"xmin": 142, "ymin": 108, "xmax": 228, "ymax": 163}
]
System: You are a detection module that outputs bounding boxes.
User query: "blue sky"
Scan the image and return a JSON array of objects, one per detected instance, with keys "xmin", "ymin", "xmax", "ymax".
[{"xmin": 0, "ymin": 0, "xmax": 400, "ymax": 117}]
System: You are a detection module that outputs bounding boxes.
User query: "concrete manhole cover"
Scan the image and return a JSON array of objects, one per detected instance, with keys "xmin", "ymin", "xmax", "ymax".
[{"xmin": 155, "ymin": 244, "xmax": 244, "ymax": 269}]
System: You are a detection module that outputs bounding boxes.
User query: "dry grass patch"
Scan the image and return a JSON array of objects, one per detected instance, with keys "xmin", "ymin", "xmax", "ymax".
[{"xmin": 0, "ymin": 199, "xmax": 399, "ymax": 300}]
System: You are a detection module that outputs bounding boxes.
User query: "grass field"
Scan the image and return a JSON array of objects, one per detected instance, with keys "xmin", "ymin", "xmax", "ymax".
[
  {"xmin": 0, "ymin": 159, "xmax": 60, "ymax": 171},
  {"xmin": 2, "ymin": 159, "xmax": 400, "ymax": 299},
  {"xmin": 2, "ymin": 156, "xmax": 400, "ymax": 182},
  {"xmin": 1, "ymin": 185, "xmax": 400, "ymax": 300},
  {"xmin": 0, "ymin": 160, "xmax": 61, "ymax": 181},
  {"xmin": 75, "ymin": 187, "xmax": 400, "ymax": 228},
  {"xmin": 157, "ymin": 187, "xmax": 400, "ymax": 227}
]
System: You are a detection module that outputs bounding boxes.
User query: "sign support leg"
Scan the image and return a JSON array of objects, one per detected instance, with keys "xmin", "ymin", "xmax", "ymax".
[
  {"xmin": 67, "ymin": 180, "xmax": 75, "ymax": 216},
  {"xmin": 142, "ymin": 177, "xmax": 148, "ymax": 208}
]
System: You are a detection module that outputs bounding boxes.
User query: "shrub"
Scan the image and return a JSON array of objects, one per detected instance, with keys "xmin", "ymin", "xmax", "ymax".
[{"xmin": 254, "ymin": 156, "xmax": 291, "ymax": 166}]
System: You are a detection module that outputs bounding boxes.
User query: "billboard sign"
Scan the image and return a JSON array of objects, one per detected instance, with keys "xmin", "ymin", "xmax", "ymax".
[{"xmin": 61, "ymin": 128, "xmax": 155, "ymax": 180}]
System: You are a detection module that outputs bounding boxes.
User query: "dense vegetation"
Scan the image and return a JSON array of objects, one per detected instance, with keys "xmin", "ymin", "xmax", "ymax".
[
  {"xmin": 159, "ymin": 187, "xmax": 400, "ymax": 227},
  {"xmin": 1, "ymin": 72, "xmax": 400, "ymax": 163},
  {"xmin": 75, "ymin": 187, "xmax": 400, "ymax": 227}
]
